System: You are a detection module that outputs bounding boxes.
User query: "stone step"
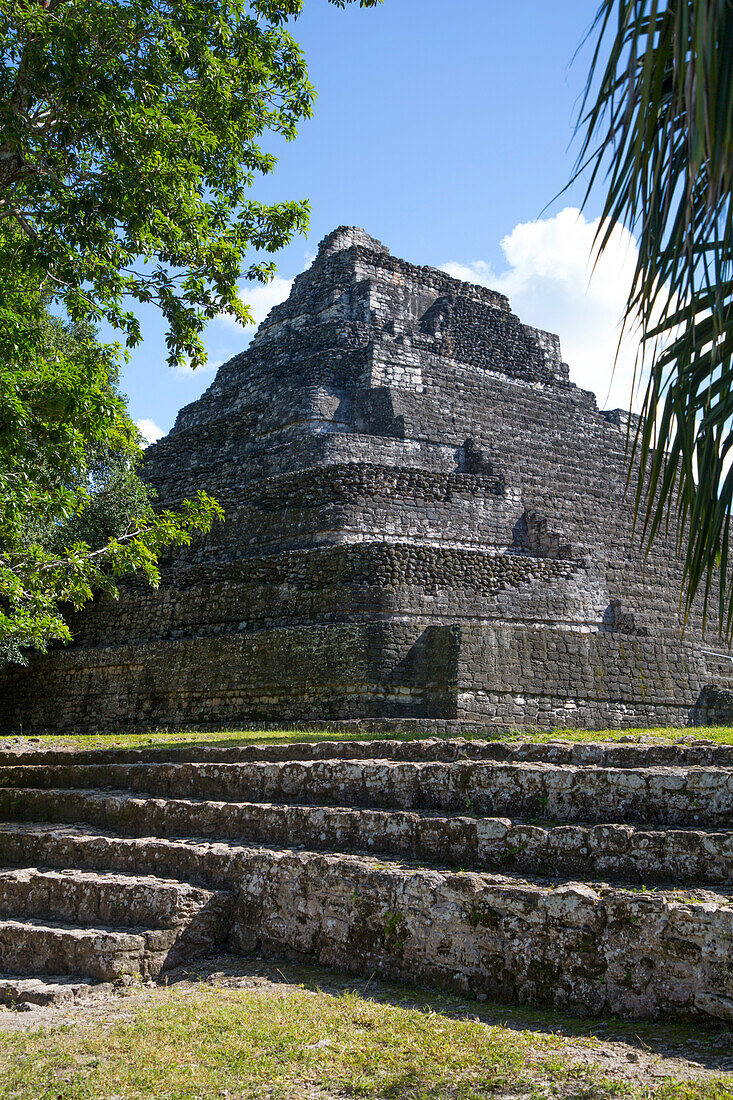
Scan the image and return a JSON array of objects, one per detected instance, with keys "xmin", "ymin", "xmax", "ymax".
[
  {"xmin": 0, "ymin": 823, "xmax": 249, "ymax": 891},
  {"xmin": 0, "ymin": 866, "xmax": 228, "ymax": 933},
  {"xmin": 1, "ymin": 788, "xmax": 732, "ymax": 887},
  {"xmin": 0, "ymin": 918, "xmax": 179, "ymax": 981},
  {"xmin": 0, "ymin": 823, "xmax": 730, "ymax": 1021},
  {"xmin": 1, "ymin": 759, "xmax": 732, "ymax": 825},
  {"xmin": 2, "ymin": 736, "xmax": 731, "ymax": 769},
  {"xmin": 0, "ymin": 974, "xmax": 105, "ymax": 1009}
]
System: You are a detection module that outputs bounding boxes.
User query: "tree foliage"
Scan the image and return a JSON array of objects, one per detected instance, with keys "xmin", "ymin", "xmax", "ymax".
[
  {"xmin": 577, "ymin": 0, "xmax": 733, "ymax": 634},
  {"xmin": 0, "ymin": 0, "xmax": 378, "ymax": 367},
  {"xmin": 0, "ymin": 0, "xmax": 379, "ymax": 664},
  {"xmin": 0, "ymin": 273, "xmax": 223, "ymax": 665}
]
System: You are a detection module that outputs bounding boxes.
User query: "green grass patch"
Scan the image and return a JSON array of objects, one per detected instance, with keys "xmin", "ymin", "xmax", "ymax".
[
  {"xmin": 5, "ymin": 727, "xmax": 375, "ymax": 752},
  {"xmin": 5, "ymin": 724, "xmax": 733, "ymax": 755},
  {"xmin": 0, "ymin": 984, "xmax": 729, "ymax": 1099}
]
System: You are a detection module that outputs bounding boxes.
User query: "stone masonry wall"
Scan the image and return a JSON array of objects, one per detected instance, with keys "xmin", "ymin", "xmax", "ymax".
[{"xmin": 0, "ymin": 225, "xmax": 730, "ymax": 733}]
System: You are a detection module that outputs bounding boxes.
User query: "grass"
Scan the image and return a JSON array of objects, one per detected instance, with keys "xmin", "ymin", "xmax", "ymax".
[
  {"xmin": 5, "ymin": 724, "xmax": 733, "ymax": 754},
  {"xmin": 1, "ymin": 982, "xmax": 731, "ymax": 1100},
  {"xmin": 3, "ymin": 727, "xmax": 373, "ymax": 752}
]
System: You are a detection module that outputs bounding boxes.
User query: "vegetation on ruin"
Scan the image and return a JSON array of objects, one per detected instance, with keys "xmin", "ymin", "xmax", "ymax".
[
  {"xmin": 578, "ymin": 1, "xmax": 733, "ymax": 635},
  {"xmin": 0, "ymin": 0, "xmax": 378, "ymax": 666},
  {"xmin": 1, "ymin": 978, "xmax": 732, "ymax": 1099}
]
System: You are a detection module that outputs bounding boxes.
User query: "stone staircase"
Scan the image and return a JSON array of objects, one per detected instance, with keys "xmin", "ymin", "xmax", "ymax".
[{"xmin": 2, "ymin": 737, "xmax": 733, "ymax": 1021}]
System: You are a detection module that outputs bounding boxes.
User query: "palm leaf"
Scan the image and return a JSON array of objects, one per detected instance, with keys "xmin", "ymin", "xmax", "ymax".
[{"xmin": 576, "ymin": 0, "xmax": 733, "ymax": 637}]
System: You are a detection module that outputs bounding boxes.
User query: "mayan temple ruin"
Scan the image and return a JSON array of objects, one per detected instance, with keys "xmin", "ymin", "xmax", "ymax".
[
  {"xmin": 1, "ymin": 225, "xmax": 732, "ymax": 733},
  {"xmin": 6, "ymin": 228, "xmax": 733, "ymax": 1025}
]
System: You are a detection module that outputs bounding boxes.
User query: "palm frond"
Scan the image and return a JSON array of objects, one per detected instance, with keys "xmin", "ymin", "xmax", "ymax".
[{"xmin": 577, "ymin": 0, "xmax": 733, "ymax": 636}]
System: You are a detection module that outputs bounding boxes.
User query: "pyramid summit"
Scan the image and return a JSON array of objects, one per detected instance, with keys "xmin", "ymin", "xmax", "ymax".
[{"xmin": 2, "ymin": 226, "xmax": 732, "ymax": 733}]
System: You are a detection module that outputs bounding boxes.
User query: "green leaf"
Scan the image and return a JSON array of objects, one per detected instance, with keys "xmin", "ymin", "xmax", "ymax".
[{"xmin": 574, "ymin": 0, "xmax": 733, "ymax": 638}]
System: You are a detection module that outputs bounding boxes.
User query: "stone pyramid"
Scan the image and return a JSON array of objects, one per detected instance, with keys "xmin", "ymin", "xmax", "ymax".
[{"xmin": 2, "ymin": 226, "xmax": 731, "ymax": 733}]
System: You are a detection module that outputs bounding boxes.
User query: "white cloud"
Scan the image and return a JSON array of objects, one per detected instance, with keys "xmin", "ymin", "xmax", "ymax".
[
  {"xmin": 135, "ymin": 418, "xmax": 165, "ymax": 446},
  {"xmin": 219, "ymin": 275, "xmax": 294, "ymax": 334},
  {"xmin": 442, "ymin": 207, "xmax": 644, "ymax": 411},
  {"xmin": 174, "ymin": 356, "xmax": 223, "ymax": 377},
  {"xmin": 172, "ymin": 275, "xmax": 295, "ymax": 377}
]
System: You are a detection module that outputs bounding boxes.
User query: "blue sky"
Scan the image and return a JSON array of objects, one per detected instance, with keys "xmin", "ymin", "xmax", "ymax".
[{"xmin": 125, "ymin": 1, "xmax": 642, "ymax": 444}]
